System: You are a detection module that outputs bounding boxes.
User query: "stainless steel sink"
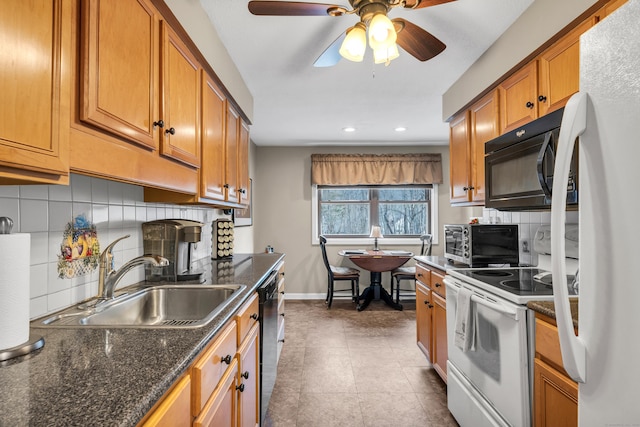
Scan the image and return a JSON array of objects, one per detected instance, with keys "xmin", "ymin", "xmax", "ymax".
[{"xmin": 37, "ymin": 284, "xmax": 246, "ymax": 328}]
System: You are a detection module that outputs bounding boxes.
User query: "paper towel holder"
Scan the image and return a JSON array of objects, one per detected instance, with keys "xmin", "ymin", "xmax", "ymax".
[
  {"xmin": 0, "ymin": 216, "xmax": 45, "ymax": 363},
  {"xmin": 0, "ymin": 334, "xmax": 45, "ymax": 363}
]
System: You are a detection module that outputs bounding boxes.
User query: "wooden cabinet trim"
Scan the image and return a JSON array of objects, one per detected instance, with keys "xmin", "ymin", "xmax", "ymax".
[
  {"xmin": 141, "ymin": 374, "xmax": 191, "ymax": 427},
  {"xmin": 235, "ymin": 293, "xmax": 259, "ymax": 346}
]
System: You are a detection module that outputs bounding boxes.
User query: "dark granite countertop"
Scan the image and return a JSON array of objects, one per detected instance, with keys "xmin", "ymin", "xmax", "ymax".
[
  {"xmin": 0, "ymin": 253, "xmax": 284, "ymax": 427},
  {"xmin": 528, "ymin": 299, "xmax": 579, "ymax": 329},
  {"xmin": 414, "ymin": 255, "xmax": 468, "ymax": 272}
]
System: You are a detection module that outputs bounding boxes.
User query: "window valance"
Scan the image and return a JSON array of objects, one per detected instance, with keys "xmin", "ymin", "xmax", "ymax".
[{"xmin": 311, "ymin": 153, "xmax": 443, "ymax": 185}]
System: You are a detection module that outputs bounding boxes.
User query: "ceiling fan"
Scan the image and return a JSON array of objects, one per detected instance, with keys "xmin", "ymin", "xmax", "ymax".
[{"xmin": 248, "ymin": 0, "xmax": 456, "ymax": 67}]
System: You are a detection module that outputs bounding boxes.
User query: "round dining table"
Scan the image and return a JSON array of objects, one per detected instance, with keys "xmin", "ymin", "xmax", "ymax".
[{"xmin": 339, "ymin": 250, "xmax": 413, "ymax": 311}]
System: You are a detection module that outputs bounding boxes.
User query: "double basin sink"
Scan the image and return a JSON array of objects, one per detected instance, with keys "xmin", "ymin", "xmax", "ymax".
[{"xmin": 37, "ymin": 284, "xmax": 246, "ymax": 329}]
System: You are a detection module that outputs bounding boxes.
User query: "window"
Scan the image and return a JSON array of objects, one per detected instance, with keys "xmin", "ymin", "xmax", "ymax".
[{"xmin": 312, "ymin": 184, "xmax": 438, "ymax": 245}]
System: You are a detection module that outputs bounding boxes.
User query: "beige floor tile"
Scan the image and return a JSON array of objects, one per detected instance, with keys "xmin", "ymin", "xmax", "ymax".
[
  {"xmin": 266, "ymin": 300, "xmax": 452, "ymax": 425},
  {"xmin": 358, "ymin": 392, "xmax": 430, "ymax": 427},
  {"xmin": 296, "ymin": 392, "xmax": 365, "ymax": 427}
]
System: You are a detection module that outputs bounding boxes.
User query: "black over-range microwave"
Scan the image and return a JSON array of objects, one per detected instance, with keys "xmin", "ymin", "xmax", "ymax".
[{"xmin": 484, "ymin": 107, "xmax": 578, "ymax": 210}]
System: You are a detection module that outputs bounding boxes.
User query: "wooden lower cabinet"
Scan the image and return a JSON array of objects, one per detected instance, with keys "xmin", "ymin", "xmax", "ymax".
[
  {"xmin": 237, "ymin": 324, "xmax": 260, "ymax": 427},
  {"xmin": 533, "ymin": 314, "xmax": 578, "ymax": 427},
  {"xmin": 415, "ymin": 262, "xmax": 448, "ymax": 383},
  {"xmin": 195, "ymin": 359, "xmax": 239, "ymax": 427},
  {"xmin": 139, "ymin": 291, "xmax": 261, "ymax": 427},
  {"xmin": 534, "ymin": 358, "xmax": 578, "ymax": 427},
  {"xmin": 142, "ymin": 374, "xmax": 192, "ymax": 427}
]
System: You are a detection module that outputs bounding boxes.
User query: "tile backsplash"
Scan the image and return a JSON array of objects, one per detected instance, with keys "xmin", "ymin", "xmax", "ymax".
[
  {"xmin": 482, "ymin": 208, "xmax": 578, "ymax": 266},
  {"xmin": 0, "ymin": 174, "xmax": 229, "ymax": 320}
]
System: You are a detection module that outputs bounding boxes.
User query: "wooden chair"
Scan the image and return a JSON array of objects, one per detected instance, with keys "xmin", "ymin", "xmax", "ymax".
[
  {"xmin": 389, "ymin": 234, "xmax": 432, "ymax": 304},
  {"xmin": 319, "ymin": 235, "xmax": 360, "ymax": 308}
]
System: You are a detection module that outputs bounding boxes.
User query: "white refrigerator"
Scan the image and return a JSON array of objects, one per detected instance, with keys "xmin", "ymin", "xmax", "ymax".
[{"xmin": 551, "ymin": 0, "xmax": 640, "ymax": 425}]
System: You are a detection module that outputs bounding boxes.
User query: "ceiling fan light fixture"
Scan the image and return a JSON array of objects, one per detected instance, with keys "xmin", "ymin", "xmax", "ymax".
[
  {"xmin": 373, "ymin": 42, "xmax": 400, "ymax": 65},
  {"xmin": 368, "ymin": 13, "xmax": 397, "ymax": 49},
  {"xmin": 339, "ymin": 22, "xmax": 367, "ymax": 62}
]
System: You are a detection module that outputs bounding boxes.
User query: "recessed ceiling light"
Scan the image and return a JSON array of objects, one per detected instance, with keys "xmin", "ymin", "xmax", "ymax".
[
  {"xmin": 342, "ymin": 127, "xmax": 356, "ymax": 132},
  {"xmin": 395, "ymin": 127, "xmax": 407, "ymax": 132}
]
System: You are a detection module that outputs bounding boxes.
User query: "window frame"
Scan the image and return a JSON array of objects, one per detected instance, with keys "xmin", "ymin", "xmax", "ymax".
[{"xmin": 311, "ymin": 184, "xmax": 439, "ymax": 246}]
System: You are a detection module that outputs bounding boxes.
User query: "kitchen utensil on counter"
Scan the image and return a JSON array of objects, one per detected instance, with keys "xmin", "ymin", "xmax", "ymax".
[{"xmin": 0, "ymin": 217, "xmax": 44, "ymax": 362}]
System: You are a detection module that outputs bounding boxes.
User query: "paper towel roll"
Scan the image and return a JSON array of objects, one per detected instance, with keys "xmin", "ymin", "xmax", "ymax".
[{"xmin": 0, "ymin": 233, "xmax": 30, "ymax": 350}]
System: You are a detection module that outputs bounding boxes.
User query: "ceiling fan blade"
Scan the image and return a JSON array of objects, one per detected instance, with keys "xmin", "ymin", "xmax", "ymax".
[
  {"xmin": 313, "ymin": 31, "xmax": 346, "ymax": 67},
  {"xmin": 393, "ymin": 18, "xmax": 446, "ymax": 62},
  {"xmin": 403, "ymin": 0, "xmax": 456, "ymax": 10},
  {"xmin": 248, "ymin": 1, "xmax": 338, "ymax": 16}
]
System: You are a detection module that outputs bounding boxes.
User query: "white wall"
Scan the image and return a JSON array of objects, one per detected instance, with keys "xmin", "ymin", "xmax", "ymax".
[
  {"xmin": 0, "ymin": 175, "xmax": 256, "ymax": 320},
  {"xmin": 253, "ymin": 145, "xmax": 481, "ymax": 298}
]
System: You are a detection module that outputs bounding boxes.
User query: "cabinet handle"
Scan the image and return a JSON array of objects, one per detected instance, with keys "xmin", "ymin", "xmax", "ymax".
[
  {"xmin": 241, "ymin": 371, "xmax": 250, "ymax": 379},
  {"xmin": 526, "ymin": 101, "xmax": 534, "ymax": 109},
  {"xmin": 280, "ymin": 313, "xmax": 285, "ymax": 317},
  {"xmin": 278, "ymin": 339, "xmax": 285, "ymax": 343},
  {"xmin": 468, "ymin": 186, "xmax": 474, "ymax": 190},
  {"xmin": 153, "ymin": 120, "xmax": 164, "ymax": 128},
  {"xmin": 463, "ymin": 186, "xmax": 469, "ymax": 191},
  {"xmin": 236, "ymin": 384, "xmax": 245, "ymax": 392},
  {"xmin": 224, "ymin": 183, "xmax": 229, "ymax": 189},
  {"xmin": 417, "ymin": 273, "xmax": 423, "ymax": 277},
  {"xmin": 428, "ymin": 303, "xmax": 434, "ymax": 309},
  {"xmin": 221, "ymin": 354, "xmax": 232, "ymax": 365},
  {"xmin": 435, "ymin": 282, "xmax": 441, "ymax": 288},
  {"xmin": 239, "ymin": 188, "xmax": 246, "ymax": 194},
  {"xmin": 424, "ymin": 300, "xmax": 429, "ymax": 305},
  {"xmin": 165, "ymin": 127, "xmax": 176, "ymax": 135},
  {"xmin": 250, "ymin": 313, "xmax": 259, "ymax": 321},
  {"xmin": 538, "ymin": 95, "xmax": 547, "ymax": 102},
  {"xmin": 280, "ymin": 291, "xmax": 285, "ymax": 295}
]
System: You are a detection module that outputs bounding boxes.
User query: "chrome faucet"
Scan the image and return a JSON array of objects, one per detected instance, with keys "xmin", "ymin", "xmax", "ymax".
[{"xmin": 97, "ymin": 235, "xmax": 169, "ymax": 301}]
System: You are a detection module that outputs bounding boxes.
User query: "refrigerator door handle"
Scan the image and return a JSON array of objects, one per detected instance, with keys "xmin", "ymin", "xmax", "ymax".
[{"xmin": 551, "ymin": 92, "xmax": 587, "ymax": 383}]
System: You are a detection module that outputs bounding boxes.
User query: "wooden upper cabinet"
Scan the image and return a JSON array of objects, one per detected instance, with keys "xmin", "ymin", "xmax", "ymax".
[
  {"xmin": 238, "ymin": 121, "xmax": 250, "ymax": 206},
  {"xmin": 201, "ymin": 71, "xmax": 227, "ymax": 202},
  {"xmin": 499, "ymin": 61, "xmax": 538, "ymax": 133},
  {"xmin": 538, "ymin": 17, "xmax": 596, "ymax": 117},
  {"xmin": 469, "ymin": 89, "xmax": 500, "ymax": 204},
  {"xmin": 449, "ymin": 111, "xmax": 471, "ymax": 204},
  {"xmin": 0, "ymin": 0, "xmax": 71, "ymax": 184},
  {"xmin": 225, "ymin": 105, "xmax": 240, "ymax": 203},
  {"xmin": 160, "ymin": 22, "xmax": 201, "ymax": 168},
  {"xmin": 80, "ymin": 0, "xmax": 200, "ymax": 168},
  {"xmin": 80, "ymin": 0, "xmax": 159, "ymax": 150},
  {"xmin": 602, "ymin": 0, "xmax": 628, "ymax": 16}
]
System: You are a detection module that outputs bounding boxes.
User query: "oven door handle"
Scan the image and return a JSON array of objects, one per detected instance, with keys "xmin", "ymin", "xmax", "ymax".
[
  {"xmin": 444, "ymin": 279, "xmax": 520, "ymax": 320},
  {"xmin": 536, "ymin": 131, "xmax": 555, "ymax": 199}
]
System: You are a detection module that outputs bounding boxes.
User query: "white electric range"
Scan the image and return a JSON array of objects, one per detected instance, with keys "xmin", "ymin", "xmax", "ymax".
[{"xmin": 443, "ymin": 225, "xmax": 578, "ymax": 427}]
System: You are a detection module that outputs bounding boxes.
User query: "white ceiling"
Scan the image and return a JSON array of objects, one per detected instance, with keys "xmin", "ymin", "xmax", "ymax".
[{"xmin": 199, "ymin": 0, "xmax": 533, "ymax": 147}]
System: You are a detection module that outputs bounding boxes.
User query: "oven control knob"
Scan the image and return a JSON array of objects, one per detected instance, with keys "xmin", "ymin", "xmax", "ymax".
[
  {"xmin": 462, "ymin": 228, "xmax": 469, "ymax": 235},
  {"xmin": 463, "ymin": 244, "xmax": 469, "ymax": 251},
  {"xmin": 463, "ymin": 251, "xmax": 469, "ymax": 258}
]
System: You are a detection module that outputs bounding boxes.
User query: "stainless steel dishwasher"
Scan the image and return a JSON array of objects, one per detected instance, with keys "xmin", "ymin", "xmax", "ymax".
[{"xmin": 258, "ymin": 269, "xmax": 279, "ymax": 424}]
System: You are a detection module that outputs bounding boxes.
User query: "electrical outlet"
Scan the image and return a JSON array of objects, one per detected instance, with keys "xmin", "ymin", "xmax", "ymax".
[{"xmin": 522, "ymin": 240, "xmax": 529, "ymax": 253}]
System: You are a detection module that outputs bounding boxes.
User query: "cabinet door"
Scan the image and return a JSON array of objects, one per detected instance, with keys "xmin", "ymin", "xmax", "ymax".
[
  {"xmin": 160, "ymin": 22, "xmax": 201, "ymax": 168},
  {"xmin": 238, "ymin": 120, "xmax": 251, "ymax": 206},
  {"xmin": 238, "ymin": 324, "xmax": 260, "ymax": 427},
  {"xmin": 533, "ymin": 358, "xmax": 578, "ymax": 427},
  {"xmin": 143, "ymin": 375, "xmax": 192, "ymax": 427},
  {"xmin": 225, "ymin": 105, "xmax": 240, "ymax": 202},
  {"xmin": 432, "ymin": 292, "xmax": 448, "ymax": 384},
  {"xmin": 469, "ymin": 90, "xmax": 500, "ymax": 204},
  {"xmin": 538, "ymin": 18, "xmax": 595, "ymax": 116},
  {"xmin": 499, "ymin": 62, "xmax": 538, "ymax": 133},
  {"xmin": 80, "ymin": 0, "xmax": 159, "ymax": 150},
  {"xmin": 416, "ymin": 281, "xmax": 432, "ymax": 361},
  {"xmin": 0, "ymin": 0, "xmax": 70, "ymax": 182},
  {"xmin": 200, "ymin": 71, "xmax": 227, "ymax": 202},
  {"xmin": 449, "ymin": 111, "xmax": 471, "ymax": 204},
  {"xmin": 194, "ymin": 359, "xmax": 239, "ymax": 427}
]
